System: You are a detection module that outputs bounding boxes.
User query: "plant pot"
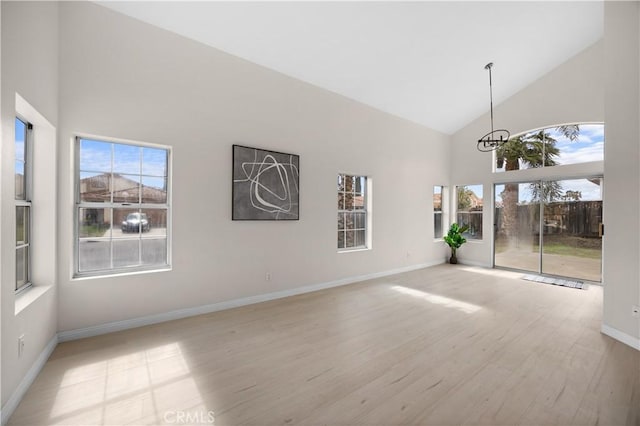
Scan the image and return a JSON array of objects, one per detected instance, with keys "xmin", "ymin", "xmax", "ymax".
[{"xmin": 449, "ymin": 253, "xmax": 458, "ymax": 264}]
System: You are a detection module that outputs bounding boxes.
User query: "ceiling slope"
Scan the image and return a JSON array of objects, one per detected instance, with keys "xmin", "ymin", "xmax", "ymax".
[{"xmin": 97, "ymin": 1, "xmax": 603, "ymax": 135}]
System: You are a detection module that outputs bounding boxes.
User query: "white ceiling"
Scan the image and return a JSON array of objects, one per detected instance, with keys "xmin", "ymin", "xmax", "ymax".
[{"xmin": 97, "ymin": 1, "xmax": 603, "ymax": 135}]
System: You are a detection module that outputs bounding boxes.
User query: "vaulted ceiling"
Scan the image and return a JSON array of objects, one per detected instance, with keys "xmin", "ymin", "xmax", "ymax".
[{"xmin": 97, "ymin": 1, "xmax": 603, "ymax": 135}]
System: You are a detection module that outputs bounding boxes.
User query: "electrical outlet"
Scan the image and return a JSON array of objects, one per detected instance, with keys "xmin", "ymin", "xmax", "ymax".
[
  {"xmin": 18, "ymin": 335, "xmax": 25, "ymax": 357},
  {"xmin": 632, "ymin": 305, "xmax": 640, "ymax": 318},
  {"xmin": 265, "ymin": 272, "xmax": 271, "ymax": 281}
]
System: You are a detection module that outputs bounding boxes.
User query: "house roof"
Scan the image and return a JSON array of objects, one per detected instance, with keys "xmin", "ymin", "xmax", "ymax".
[{"xmin": 80, "ymin": 173, "xmax": 166, "ymax": 203}]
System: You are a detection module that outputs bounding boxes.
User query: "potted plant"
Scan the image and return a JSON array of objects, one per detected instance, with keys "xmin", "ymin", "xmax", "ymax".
[{"xmin": 444, "ymin": 223, "xmax": 469, "ymax": 264}]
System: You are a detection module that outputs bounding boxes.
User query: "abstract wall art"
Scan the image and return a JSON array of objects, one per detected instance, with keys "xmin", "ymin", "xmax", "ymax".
[{"xmin": 232, "ymin": 145, "xmax": 300, "ymax": 220}]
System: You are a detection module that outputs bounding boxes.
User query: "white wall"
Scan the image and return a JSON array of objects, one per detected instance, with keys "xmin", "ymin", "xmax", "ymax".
[
  {"xmin": 56, "ymin": 2, "xmax": 450, "ymax": 332},
  {"xmin": 602, "ymin": 1, "xmax": 640, "ymax": 347},
  {"xmin": 1, "ymin": 1, "xmax": 58, "ymax": 409},
  {"xmin": 450, "ymin": 41, "xmax": 604, "ymax": 267}
]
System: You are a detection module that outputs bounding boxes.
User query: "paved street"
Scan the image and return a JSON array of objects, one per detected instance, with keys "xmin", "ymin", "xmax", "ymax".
[{"xmin": 79, "ymin": 227, "xmax": 167, "ymax": 272}]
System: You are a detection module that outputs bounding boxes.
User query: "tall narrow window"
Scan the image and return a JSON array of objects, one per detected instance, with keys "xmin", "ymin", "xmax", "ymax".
[
  {"xmin": 338, "ymin": 174, "xmax": 367, "ymax": 250},
  {"xmin": 434, "ymin": 186, "xmax": 443, "ymax": 239},
  {"xmin": 456, "ymin": 184, "xmax": 483, "ymax": 240},
  {"xmin": 76, "ymin": 138, "xmax": 170, "ymax": 276},
  {"xmin": 15, "ymin": 117, "xmax": 32, "ymax": 292}
]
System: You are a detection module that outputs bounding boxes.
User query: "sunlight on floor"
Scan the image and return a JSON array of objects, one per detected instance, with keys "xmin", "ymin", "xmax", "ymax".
[
  {"xmin": 456, "ymin": 265, "xmax": 521, "ymax": 279},
  {"xmin": 49, "ymin": 342, "xmax": 215, "ymax": 425},
  {"xmin": 390, "ymin": 285, "xmax": 482, "ymax": 314}
]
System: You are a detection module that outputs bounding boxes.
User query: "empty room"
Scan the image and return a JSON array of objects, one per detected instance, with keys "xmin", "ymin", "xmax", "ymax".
[{"xmin": 1, "ymin": 1, "xmax": 639, "ymax": 425}]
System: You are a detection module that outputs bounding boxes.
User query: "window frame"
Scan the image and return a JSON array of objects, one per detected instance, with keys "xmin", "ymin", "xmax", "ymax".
[
  {"xmin": 434, "ymin": 185, "xmax": 444, "ymax": 239},
  {"xmin": 337, "ymin": 173, "xmax": 368, "ymax": 251},
  {"xmin": 73, "ymin": 136, "xmax": 172, "ymax": 278},
  {"xmin": 493, "ymin": 123, "xmax": 605, "ymax": 173},
  {"xmin": 15, "ymin": 117, "xmax": 33, "ymax": 293},
  {"xmin": 456, "ymin": 184, "xmax": 484, "ymax": 240}
]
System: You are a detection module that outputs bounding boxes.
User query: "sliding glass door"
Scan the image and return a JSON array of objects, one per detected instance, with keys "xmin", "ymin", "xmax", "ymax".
[
  {"xmin": 494, "ymin": 177, "xmax": 603, "ymax": 282},
  {"xmin": 494, "ymin": 182, "xmax": 540, "ymax": 273},
  {"xmin": 541, "ymin": 178, "xmax": 603, "ymax": 282}
]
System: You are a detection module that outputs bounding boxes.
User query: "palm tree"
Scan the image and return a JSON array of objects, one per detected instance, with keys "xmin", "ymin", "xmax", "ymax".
[
  {"xmin": 496, "ymin": 129, "xmax": 562, "ymax": 171},
  {"xmin": 555, "ymin": 124, "xmax": 580, "ymax": 141},
  {"xmin": 457, "ymin": 186, "xmax": 474, "ymax": 210},
  {"xmin": 531, "ymin": 180, "xmax": 564, "ymax": 203},
  {"xmin": 496, "ymin": 125, "xmax": 579, "ymax": 239}
]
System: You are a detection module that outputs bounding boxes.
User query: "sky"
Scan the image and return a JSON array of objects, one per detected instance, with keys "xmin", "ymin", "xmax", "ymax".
[
  {"xmin": 495, "ymin": 178, "xmax": 603, "ymax": 205},
  {"xmin": 492, "ymin": 124, "xmax": 604, "ymax": 202},
  {"xmin": 459, "ymin": 184, "xmax": 483, "ymax": 199},
  {"xmin": 15, "ymin": 118, "xmax": 26, "ymax": 176},
  {"xmin": 80, "ymin": 139, "xmax": 167, "ymax": 190},
  {"xmin": 551, "ymin": 124, "xmax": 604, "ymax": 165},
  {"xmin": 495, "ymin": 124, "xmax": 604, "ymax": 172}
]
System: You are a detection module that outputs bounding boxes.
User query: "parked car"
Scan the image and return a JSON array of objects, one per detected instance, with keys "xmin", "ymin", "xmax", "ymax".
[{"xmin": 121, "ymin": 212, "xmax": 150, "ymax": 233}]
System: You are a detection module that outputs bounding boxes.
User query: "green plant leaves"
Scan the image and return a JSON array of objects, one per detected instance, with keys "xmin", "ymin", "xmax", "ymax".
[{"xmin": 444, "ymin": 223, "xmax": 468, "ymax": 250}]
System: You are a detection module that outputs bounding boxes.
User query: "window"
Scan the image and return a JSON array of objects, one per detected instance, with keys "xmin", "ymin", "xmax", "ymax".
[
  {"xmin": 75, "ymin": 138, "xmax": 170, "ymax": 276},
  {"xmin": 15, "ymin": 117, "xmax": 32, "ymax": 292},
  {"xmin": 456, "ymin": 184, "xmax": 483, "ymax": 240},
  {"xmin": 434, "ymin": 186, "xmax": 443, "ymax": 239},
  {"xmin": 338, "ymin": 174, "xmax": 367, "ymax": 250},
  {"xmin": 495, "ymin": 123, "xmax": 604, "ymax": 172}
]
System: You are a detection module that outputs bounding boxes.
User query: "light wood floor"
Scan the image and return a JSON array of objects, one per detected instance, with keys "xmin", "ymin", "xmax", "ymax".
[{"xmin": 8, "ymin": 265, "xmax": 640, "ymax": 426}]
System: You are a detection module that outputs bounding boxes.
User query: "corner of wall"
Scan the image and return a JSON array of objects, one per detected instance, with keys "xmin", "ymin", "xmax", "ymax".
[
  {"xmin": 1, "ymin": 0, "xmax": 60, "ymax": 413},
  {"xmin": 0, "ymin": 335, "xmax": 57, "ymax": 425},
  {"xmin": 602, "ymin": 0, "xmax": 640, "ymax": 346}
]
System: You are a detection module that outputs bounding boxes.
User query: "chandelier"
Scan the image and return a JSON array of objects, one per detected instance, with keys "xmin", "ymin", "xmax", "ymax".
[{"xmin": 477, "ymin": 62, "xmax": 510, "ymax": 152}]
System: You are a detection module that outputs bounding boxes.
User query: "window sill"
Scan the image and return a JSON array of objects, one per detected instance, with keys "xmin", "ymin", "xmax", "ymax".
[
  {"xmin": 73, "ymin": 266, "xmax": 172, "ymax": 281},
  {"xmin": 15, "ymin": 285, "xmax": 53, "ymax": 315},
  {"xmin": 338, "ymin": 247, "xmax": 371, "ymax": 254}
]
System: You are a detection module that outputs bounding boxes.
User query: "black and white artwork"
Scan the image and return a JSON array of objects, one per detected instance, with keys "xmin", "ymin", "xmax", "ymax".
[{"xmin": 232, "ymin": 145, "xmax": 300, "ymax": 220}]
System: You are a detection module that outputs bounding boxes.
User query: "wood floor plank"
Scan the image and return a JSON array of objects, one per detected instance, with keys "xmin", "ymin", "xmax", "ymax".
[{"xmin": 7, "ymin": 265, "xmax": 639, "ymax": 426}]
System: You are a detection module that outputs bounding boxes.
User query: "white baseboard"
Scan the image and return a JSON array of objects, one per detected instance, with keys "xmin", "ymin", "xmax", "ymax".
[
  {"xmin": 1, "ymin": 334, "xmax": 58, "ymax": 425},
  {"xmin": 601, "ymin": 324, "xmax": 640, "ymax": 351},
  {"xmin": 59, "ymin": 261, "xmax": 443, "ymax": 342}
]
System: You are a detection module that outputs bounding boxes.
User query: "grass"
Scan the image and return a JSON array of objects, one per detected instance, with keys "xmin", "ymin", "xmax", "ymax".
[
  {"xmin": 537, "ymin": 243, "xmax": 601, "ymax": 259},
  {"xmin": 16, "ymin": 224, "xmax": 25, "ymax": 244},
  {"xmin": 80, "ymin": 224, "xmax": 108, "ymax": 238},
  {"xmin": 495, "ymin": 239, "xmax": 601, "ymax": 259}
]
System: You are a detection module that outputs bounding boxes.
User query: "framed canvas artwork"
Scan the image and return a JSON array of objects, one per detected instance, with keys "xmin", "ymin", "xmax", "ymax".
[{"xmin": 232, "ymin": 145, "xmax": 300, "ymax": 220}]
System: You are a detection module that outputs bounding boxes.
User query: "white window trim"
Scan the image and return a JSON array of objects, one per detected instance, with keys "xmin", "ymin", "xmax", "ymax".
[
  {"xmin": 493, "ymin": 122, "xmax": 605, "ymax": 174},
  {"xmin": 434, "ymin": 185, "xmax": 445, "ymax": 241},
  {"xmin": 338, "ymin": 173, "xmax": 370, "ymax": 252},
  {"xmin": 455, "ymin": 184, "xmax": 484, "ymax": 241},
  {"xmin": 15, "ymin": 117, "xmax": 33, "ymax": 293},
  {"xmin": 73, "ymin": 135, "xmax": 172, "ymax": 278}
]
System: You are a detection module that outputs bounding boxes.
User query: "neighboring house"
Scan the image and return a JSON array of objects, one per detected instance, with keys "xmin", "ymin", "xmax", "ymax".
[
  {"xmin": 433, "ymin": 193, "xmax": 441, "ymax": 210},
  {"xmin": 80, "ymin": 173, "xmax": 167, "ymax": 228},
  {"xmin": 80, "ymin": 173, "xmax": 166, "ymax": 203},
  {"xmin": 353, "ymin": 194, "xmax": 364, "ymax": 209},
  {"xmin": 15, "ymin": 173, "xmax": 24, "ymax": 197}
]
